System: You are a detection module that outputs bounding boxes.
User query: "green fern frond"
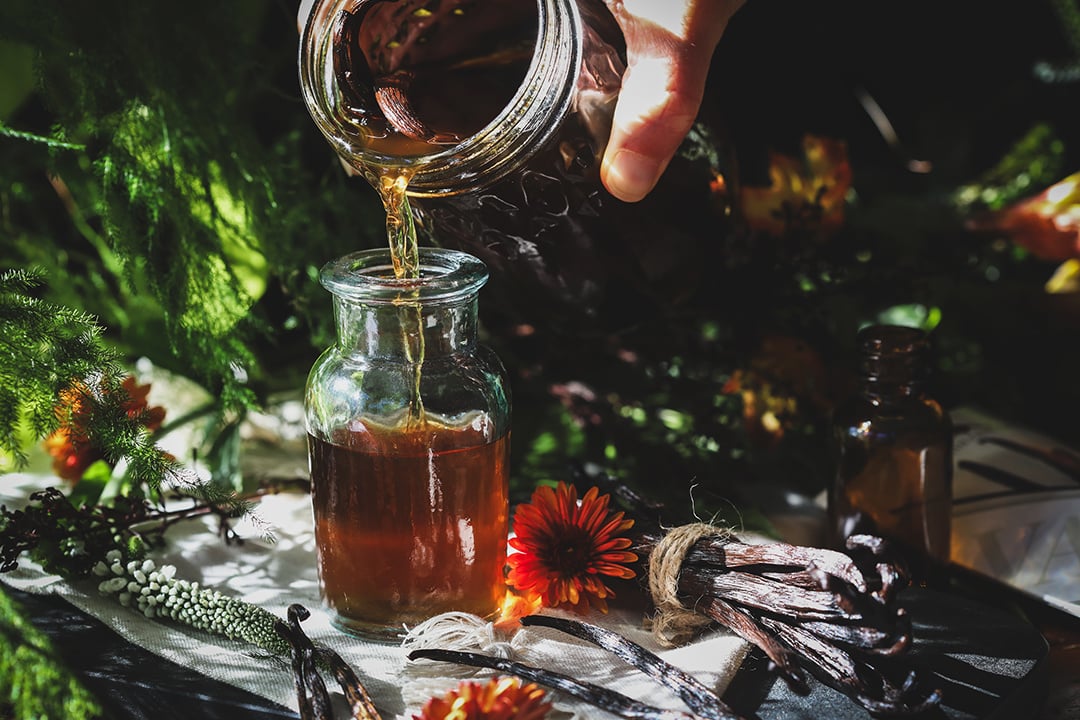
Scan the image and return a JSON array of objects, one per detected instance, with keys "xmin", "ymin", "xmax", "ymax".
[
  {"xmin": 1, "ymin": 0, "xmax": 385, "ymax": 409},
  {"xmin": 0, "ymin": 121, "xmax": 85, "ymax": 151}
]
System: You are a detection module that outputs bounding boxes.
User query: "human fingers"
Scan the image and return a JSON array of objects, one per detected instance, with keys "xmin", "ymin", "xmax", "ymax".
[{"xmin": 601, "ymin": 0, "xmax": 745, "ymax": 203}]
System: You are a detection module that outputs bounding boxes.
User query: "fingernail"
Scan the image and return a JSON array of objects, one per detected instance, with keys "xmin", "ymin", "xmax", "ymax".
[{"xmin": 605, "ymin": 150, "xmax": 661, "ymax": 202}]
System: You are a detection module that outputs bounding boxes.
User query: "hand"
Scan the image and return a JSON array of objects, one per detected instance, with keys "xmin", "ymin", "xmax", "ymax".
[
  {"xmin": 600, "ymin": 0, "xmax": 745, "ymax": 202},
  {"xmin": 296, "ymin": 0, "xmax": 745, "ymax": 202}
]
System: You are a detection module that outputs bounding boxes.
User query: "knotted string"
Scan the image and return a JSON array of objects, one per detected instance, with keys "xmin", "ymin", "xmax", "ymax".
[{"xmin": 646, "ymin": 522, "xmax": 733, "ymax": 647}]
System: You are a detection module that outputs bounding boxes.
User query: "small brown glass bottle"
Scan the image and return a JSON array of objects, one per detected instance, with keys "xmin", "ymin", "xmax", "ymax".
[{"xmin": 829, "ymin": 324, "xmax": 953, "ymax": 582}]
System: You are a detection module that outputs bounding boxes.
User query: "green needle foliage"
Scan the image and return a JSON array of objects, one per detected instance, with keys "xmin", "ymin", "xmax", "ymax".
[
  {"xmin": 0, "ymin": 268, "xmax": 119, "ymax": 468},
  {"xmin": 0, "ymin": 269, "xmax": 249, "ymax": 534},
  {"xmin": 0, "ymin": 0, "xmax": 385, "ymax": 410}
]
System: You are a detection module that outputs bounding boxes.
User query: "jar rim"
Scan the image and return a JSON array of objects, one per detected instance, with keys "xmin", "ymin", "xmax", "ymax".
[
  {"xmin": 298, "ymin": 0, "xmax": 583, "ymax": 197},
  {"xmin": 320, "ymin": 247, "xmax": 489, "ymax": 303}
]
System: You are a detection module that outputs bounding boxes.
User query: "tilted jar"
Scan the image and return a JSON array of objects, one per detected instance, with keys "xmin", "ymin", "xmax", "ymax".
[{"xmin": 299, "ymin": 0, "xmax": 723, "ymax": 335}]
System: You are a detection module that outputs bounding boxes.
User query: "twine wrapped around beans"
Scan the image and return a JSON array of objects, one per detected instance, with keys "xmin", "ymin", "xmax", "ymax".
[{"xmin": 635, "ymin": 522, "xmax": 942, "ymax": 716}]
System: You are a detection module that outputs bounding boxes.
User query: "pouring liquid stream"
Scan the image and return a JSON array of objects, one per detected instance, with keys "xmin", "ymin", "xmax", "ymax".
[
  {"xmin": 374, "ymin": 169, "xmax": 426, "ymax": 429},
  {"xmin": 336, "ymin": 0, "xmax": 535, "ymax": 432}
]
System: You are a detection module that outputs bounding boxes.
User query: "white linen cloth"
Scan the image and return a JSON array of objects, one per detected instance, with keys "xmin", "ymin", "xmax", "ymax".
[{"xmin": 0, "ymin": 473, "xmax": 750, "ymax": 719}]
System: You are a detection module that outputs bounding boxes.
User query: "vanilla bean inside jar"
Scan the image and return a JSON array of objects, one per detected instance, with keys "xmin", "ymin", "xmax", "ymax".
[{"xmin": 300, "ymin": 0, "xmax": 604, "ymax": 193}]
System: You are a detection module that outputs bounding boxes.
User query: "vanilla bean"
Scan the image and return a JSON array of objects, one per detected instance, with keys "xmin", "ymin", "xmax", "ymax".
[
  {"xmin": 277, "ymin": 606, "xmax": 333, "ymax": 720},
  {"xmin": 632, "ymin": 522, "xmax": 941, "ymax": 715},
  {"xmin": 803, "ymin": 562, "xmax": 909, "ymax": 637},
  {"xmin": 313, "ymin": 647, "xmax": 381, "ymax": 720},
  {"xmin": 696, "ymin": 571, "xmax": 851, "ymax": 621},
  {"xmin": 793, "ymin": 617, "xmax": 908, "ymax": 654},
  {"xmin": 759, "ymin": 616, "xmax": 941, "ymax": 715},
  {"xmin": 333, "ymin": 9, "xmax": 458, "ymax": 144},
  {"xmin": 692, "ymin": 595, "xmax": 806, "ymax": 687},
  {"xmin": 843, "ymin": 534, "xmax": 908, "ymax": 604},
  {"xmin": 686, "ymin": 540, "xmax": 869, "ymax": 592},
  {"xmin": 759, "ymin": 615, "xmax": 860, "ymax": 685},
  {"xmin": 408, "ymin": 648, "xmax": 708, "ymax": 720},
  {"xmin": 371, "ymin": 70, "xmax": 460, "ymax": 144},
  {"xmin": 520, "ymin": 615, "xmax": 743, "ymax": 720},
  {"xmin": 277, "ymin": 604, "xmax": 384, "ymax": 720}
]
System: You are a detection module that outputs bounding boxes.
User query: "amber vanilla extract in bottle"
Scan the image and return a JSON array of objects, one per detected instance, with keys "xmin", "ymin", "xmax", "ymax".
[
  {"xmin": 829, "ymin": 324, "xmax": 953, "ymax": 583},
  {"xmin": 305, "ymin": 248, "xmax": 511, "ymax": 640}
]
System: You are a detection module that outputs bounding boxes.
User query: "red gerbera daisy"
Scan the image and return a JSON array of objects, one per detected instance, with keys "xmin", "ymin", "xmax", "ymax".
[
  {"xmin": 413, "ymin": 676, "xmax": 551, "ymax": 720},
  {"xmin": 506, "ymin": 482, "xmax": 637, "ymax": 613}
]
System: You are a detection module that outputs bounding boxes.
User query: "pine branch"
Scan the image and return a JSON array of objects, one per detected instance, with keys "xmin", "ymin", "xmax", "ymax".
[
  {"xmin": 0, "ymin": 268, "xmax": 121, "ymax": 467},
  {"xmin": 0, "ymin": 268, "xmax": 251, "ymax": 525},
  {"xmin": 1, "ymin": 0, "xmax": 386, "ymax": 408}
]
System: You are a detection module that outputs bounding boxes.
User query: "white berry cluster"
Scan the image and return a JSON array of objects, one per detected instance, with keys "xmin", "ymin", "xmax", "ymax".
[{"xmin": 93, "ymin": 550, "xmax": 287, "ymax": 655}]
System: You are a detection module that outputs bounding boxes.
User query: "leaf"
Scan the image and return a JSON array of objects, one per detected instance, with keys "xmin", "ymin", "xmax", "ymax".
[{"xmin": 67, "ymin": 460, "xmax": 113, "ymax": 508}]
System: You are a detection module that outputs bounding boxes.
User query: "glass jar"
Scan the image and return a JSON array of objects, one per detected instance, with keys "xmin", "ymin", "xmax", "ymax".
[
  {"xmin": 298, "ymin": 0, "xmax": 725, "ymax": 336},
  {"xmin": 829, "ymin": 324, "xmax": 953, "ymax": 582},
  {"xmin": 305, "ymin": 247, "xmax": 511, "ymax": 640}
]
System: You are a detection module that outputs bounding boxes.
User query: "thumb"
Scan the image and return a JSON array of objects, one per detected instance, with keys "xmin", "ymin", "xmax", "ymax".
[{"xmin": 600, "ymin": 0, "xmax": 744, "ymax": 203}]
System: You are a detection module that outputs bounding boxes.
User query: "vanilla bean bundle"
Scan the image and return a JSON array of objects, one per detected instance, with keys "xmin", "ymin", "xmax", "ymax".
[{"xmin": 635, "ymin": 524, "xmax": 942, "ymax": 716}]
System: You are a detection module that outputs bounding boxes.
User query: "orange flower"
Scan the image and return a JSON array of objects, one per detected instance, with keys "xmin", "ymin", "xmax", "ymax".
[
  {"xmin": 973, "ymin": 170, "xmax": 1080, "ymax": 261},
  {"xmin": 43, "ymin": 375, "xmax": 166, "ymax": 483},
  {"xmin": 721, "ymin": 334, "xmax": 832, "ymax": 447},
  {"xmin": 494, "ymin": 589, "xmax": 544, "ymax": 632},
  {"xmin": 506, "ymin": 482, "xmax": 637, "ymax": 613},
  {"xmin": 414, "ymin": 677, "xmax": 551, "ymax": 720},
  {"xmin": 738, "ymin": 134, "xmax": 851, "ymax": 238}
]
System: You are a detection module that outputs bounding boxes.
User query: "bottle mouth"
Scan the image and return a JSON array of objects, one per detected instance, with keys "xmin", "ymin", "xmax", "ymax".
[{"xmin": 320, "ymin": 247, "xmax": 489, "ymax": 303}]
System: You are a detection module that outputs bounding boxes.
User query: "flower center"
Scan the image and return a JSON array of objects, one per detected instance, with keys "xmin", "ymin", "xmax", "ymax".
[{"xmin": 548, "ymin": 527, "xmax": 595, "ymax": 577}]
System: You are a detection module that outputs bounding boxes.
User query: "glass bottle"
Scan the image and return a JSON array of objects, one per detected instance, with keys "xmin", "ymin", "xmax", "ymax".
[
  {"xmin": 298, "ymin": 0, "xmax": 726, "ymax": 336},
  {"xmin": 305, "ymin": 247, "xmax": 511, "ymax": 640},
  {"xmin": 829, "ymin": 324, "xmax": 953, "ymax": 580}
]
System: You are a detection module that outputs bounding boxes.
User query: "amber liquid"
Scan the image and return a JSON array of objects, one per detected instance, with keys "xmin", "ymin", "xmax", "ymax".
[
  {"xmin": 373, "ymin": 172, "xmax": 428, "ymax": 426},
  {"xmin": 313, "ymin": 0, "xmax": 520, "ymax": 639},
  {"xmin": 309, "ymin": 421, "xmax": 509, "ymax": 638},
  {"xmin": 334, "ymin": 0, "xmax": 535, "ymax": 155},
  {"xmin": 336, "ymin": 1, "xmax": 533, "ymax": 424},
  {"xmin": 831, "ymin": 400, "xmax": 953, "ymax": 584}
]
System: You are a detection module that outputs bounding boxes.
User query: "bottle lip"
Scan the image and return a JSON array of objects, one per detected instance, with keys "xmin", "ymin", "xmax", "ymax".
[
  {"xmin": 857, "ymin": 324, "xmax": 929, "ymax": 355},
  {"xmin": 320, "ymin": 248, "xmax": 489, "ymax": 304},
  {"xmin": 298, "ymin": 0, "xmax": 583, "ymax": 197},
  {"xmin": 856, "ymin": 323, "xmax": 932, "ymax": 389}
]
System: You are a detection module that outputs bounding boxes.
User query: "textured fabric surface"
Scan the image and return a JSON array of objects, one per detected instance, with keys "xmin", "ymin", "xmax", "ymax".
[{"xmin": 0, "ymin": 473, "xmax": 750, "ymax": 719}]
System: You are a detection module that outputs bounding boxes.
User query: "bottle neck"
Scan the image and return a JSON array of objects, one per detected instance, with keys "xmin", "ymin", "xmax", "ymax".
[
  {"xmin": 857, "ymin": 324, "xmax": 932, "ymax": 403},
  {"xmin": 320, "ymin": 247, "xmax": 489, "ymax": 360},
  {"xmin": 334, "ymin": 296, "xmax": 479, "ymax": 360}
]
